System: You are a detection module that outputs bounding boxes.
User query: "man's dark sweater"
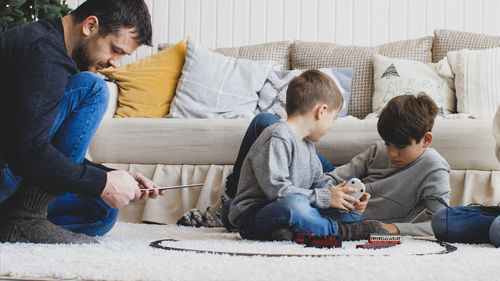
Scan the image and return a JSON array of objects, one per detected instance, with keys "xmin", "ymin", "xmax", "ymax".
[{"xmin": 0, "ymin": 18, "xmax": 107, "ymax": 197}]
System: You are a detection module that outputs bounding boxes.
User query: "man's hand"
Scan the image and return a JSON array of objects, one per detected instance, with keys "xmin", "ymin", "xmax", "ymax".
[
  {"xmin": 328, "ymin": 181, "xmax": 360, "ymax": 210},
  {"xmin": 127, "ymin": 171, "xmax": 166, "ymax": 202},
  {"xmin": 101, "ymin": 170, "xmax": 141, "ymax": 209}
]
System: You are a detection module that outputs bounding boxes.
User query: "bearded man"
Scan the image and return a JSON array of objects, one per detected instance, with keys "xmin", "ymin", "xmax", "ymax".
[{"xmin": 0, "ymin": 0, "xmax": 164, "ymax": 244}]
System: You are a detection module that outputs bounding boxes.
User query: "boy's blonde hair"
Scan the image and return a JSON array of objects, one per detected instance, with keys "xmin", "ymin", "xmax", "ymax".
[
  {"xmin": 286, "ymin": 69, "xmax": 343, "ymax": 116},
  {"xmin": 377, "ymin": 93, "xmax": 439, "ymax": 145}
]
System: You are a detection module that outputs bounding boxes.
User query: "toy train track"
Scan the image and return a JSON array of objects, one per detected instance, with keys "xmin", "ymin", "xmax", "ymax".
[{"xmin": 150, "ymin": 237, "xmax": 457, "ymax": 257}]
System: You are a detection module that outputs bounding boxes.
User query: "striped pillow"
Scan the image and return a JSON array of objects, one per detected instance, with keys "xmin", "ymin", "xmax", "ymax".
[{"xmin": 446, "ymin": 47, "xmax": 500, "ymax": 119}]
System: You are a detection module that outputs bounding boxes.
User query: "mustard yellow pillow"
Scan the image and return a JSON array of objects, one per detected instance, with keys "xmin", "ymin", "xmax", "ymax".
[{"xmin": 99, "ymin": 40, "xmax": 187, "ymax": 118}]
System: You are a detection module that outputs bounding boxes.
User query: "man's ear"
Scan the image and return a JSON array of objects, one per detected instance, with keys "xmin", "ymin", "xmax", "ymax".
[
  {"xmin": 81, "ymin": 16, "xmax": 99, "ymax": 37},
  {"xmin": 422, "ymin": 132, "xmax": 433, "ymax": 148}
]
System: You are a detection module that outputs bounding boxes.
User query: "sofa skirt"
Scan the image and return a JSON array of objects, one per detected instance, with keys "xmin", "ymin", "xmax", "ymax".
[{"xmin": 105, "ymin": 163, "xmax": 500, "ymax": 224}]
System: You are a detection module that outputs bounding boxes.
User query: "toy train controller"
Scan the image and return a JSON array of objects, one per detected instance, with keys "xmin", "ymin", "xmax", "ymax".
[{"xmin": 346, "ymin": 178, "xmax": 365, "ymax": 201}]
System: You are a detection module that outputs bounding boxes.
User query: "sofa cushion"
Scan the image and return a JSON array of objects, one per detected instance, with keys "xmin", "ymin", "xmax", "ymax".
[
  {"xmin": 99, "ymin": 40, "xmax": 186, "ymax": 118},
  {"xmin": 432, "ymin": 29, "xmax": 500, "ymax": 63},
  {"xmin": 89, "ymin": 118, "xmax": 500, "ymax": 171},
  {"xmin": 446, "ymin": 47, "xmax": 500, "ymax": 119},
  {"xmin": 89, "ymin": 118, "xmax": 250, "ymax": 165},
  {"xmin": 159, "ymin": 41, "xmax": 291, "ymax": 70},
  {"xmin": 168, "ymin": 39, "xmax": 274, "ymax": 119},
  {"xmin": 257, "ymin": 68, "xmax": 354, "ymax": 119},
  {"xmin": 290, "ymin": 37, "xmax": 433, "ymax": 119},
  {"xmin": 371, "ymin": 54, "xmax": 455, "ymax": 116}
]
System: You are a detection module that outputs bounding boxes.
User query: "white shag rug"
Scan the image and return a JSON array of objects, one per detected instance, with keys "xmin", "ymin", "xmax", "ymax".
[{"xmin": 0, "ymin": 222, "xmax": 499, "ymax": 281}]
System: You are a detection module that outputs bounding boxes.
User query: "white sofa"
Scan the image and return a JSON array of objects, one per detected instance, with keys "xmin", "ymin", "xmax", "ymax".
[{"xmin": 88, "ymin": 30, "xmax": 500, "ymax": 224}]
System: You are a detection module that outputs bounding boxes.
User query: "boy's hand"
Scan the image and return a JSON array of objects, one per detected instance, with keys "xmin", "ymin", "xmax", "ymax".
[
  {"xmin": 381, "ymin": 222, "xmax": 400, "ymax": 233},
  {"xmin": 354, "ymin": 192, "xmax": 371, "ymax": 213},
  {"xmin": 329, "ymin": 181, "xmax": 360, "ymax": 210}
]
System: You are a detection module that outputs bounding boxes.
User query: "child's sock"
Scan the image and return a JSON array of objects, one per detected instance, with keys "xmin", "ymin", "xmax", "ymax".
[
  {"xmin": 338, "ymin": 220, "xmax": 388, "ymax": 241},
  {"xmin": 270, "ymin": 226, "xmax": 294, "ymax": 241}
]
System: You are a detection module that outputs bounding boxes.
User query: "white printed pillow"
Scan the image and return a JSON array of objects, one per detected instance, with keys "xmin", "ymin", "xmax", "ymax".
[
  {"xmin": 446, "ymin": 47, "xmax": 500, "ymax": 119},
  {"xmin": 168, "ymin": 39, "xmax": 275, "ymax": 119},
  {"xmin": 371, "ymin": 54, "xmax": 456, "ymax": 116},
  {"xmin": 258, "ymin": 68, "xmax": 354, "ymax": 119}
]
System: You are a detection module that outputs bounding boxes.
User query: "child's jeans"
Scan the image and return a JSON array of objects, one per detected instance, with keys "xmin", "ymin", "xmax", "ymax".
[
  {"xmin": 232, "ymin": 194, "xmax": 363, "ymax": 240},
  {"xmin": 0, "ymin": 72, "xmax": 118, "ymax": 237},
  {"xmin": 432, "ymin": 206, "xmax": 500, "ymax": 247}
]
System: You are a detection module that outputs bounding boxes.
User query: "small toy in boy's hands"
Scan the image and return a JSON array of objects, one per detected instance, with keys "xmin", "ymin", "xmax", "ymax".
[
  {"xmin": 346, "ymin": 178, "xmax": 365, "ymax": 201},
  {"xmin": 295, "ymin": 233, "xmax": 342, "ymax": 248},
  {"xmin": 140, "ymin": 183, "xmax": 203, "ymax": 192}
]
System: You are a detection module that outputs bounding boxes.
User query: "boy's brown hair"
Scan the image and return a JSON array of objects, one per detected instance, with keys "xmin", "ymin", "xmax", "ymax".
[
  {"xmin": 286, "ymin": 69, "xmax": 343, "ymax": 116},
  {"xmin": 377, "ymin": 93, "xmax": 439, "ymax": 145}
]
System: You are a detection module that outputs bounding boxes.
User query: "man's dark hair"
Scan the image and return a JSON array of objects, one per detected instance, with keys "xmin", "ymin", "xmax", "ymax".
[
  {"xmin": 71, "ymin": 0, "xmax": 152, "ymax": 46},
  {"xmin": 377, "ymin": 93, "xmax": 439, "ymax": 145},
  {"xmin": 286, "ymin": 69, "xmax": 343, "ymax": 116}
]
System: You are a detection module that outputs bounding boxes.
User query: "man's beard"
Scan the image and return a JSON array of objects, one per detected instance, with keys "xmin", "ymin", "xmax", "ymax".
[{"xmin": 71, "ymin": 39, "xmax": 93, "ymax": 72}]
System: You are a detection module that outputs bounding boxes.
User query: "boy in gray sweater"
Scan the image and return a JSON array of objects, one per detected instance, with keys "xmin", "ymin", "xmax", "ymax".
[
  {"xmin": 228, "ymin": 69, "xmax": 386, "ymax": 241},
  {"xmin": 328, "ymin": 94, "xmax": 451, "ymax": 236}
]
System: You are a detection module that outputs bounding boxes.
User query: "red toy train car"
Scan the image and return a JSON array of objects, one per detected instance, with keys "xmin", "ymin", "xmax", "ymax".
[
  {"xmin": 295, "ymin": 234, "xmax": 342, "ymax": 248},
  {"xmin": 356, "ymin": 242, "xmax": 398, "ymax": 249}
]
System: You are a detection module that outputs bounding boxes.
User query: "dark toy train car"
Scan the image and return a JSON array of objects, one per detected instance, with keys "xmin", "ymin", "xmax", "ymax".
[{"xmin": 295, "ymin": 234, "xmax": 342, "ymax": 248}]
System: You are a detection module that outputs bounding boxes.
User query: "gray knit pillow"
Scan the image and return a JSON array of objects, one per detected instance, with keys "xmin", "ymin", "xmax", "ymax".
[
  {"xmin": 432, "ymin": 29, "xmax": 500, "ymax": 62},
  {"xmin": 290, "ymin": 37, "xmax": 433, "ymax": 118},
  {"xmin": 214, "ymin": 41, "xmax": 291, "ymax": 70},
  {"xmin": 159, "ymin": 41, "xmax": 291, "ymax": 70}
]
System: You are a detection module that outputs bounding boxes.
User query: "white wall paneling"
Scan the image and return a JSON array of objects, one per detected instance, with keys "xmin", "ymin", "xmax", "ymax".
[
  {"xmin": 283, "ymin": 0, "xmax": 301, "ymax": 41},
  {"xmin": 317, "ymin": 0, "xmax": 335, "ymax": 42},
  {"xmin": 300, "ymin": 0, "xmax": 318, "ymax": 41},
  {"xmin": 371, "ymin": 0, "xmax": 389, "ymax": 45},
  {"xmin": 335, "ymin": 0, "xmax": 353, "ymax": 44},
  {"xmin": 67, "ymin": 0, "xmax": 500, "ymax": 65}
]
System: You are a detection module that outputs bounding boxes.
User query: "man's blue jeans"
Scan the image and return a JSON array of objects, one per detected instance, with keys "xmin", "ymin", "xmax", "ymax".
[
  {"xmin": 0, "ymin": 72, "xmax": 118, "ymax": 237},
  {"xmin": 225, "ymin": 112, "xmax": 335, "ymax": 198},
  {"xmin": 432, "ymin": 206, "xmax": 500, "ymax": 247},
  {"xmin": 233, "ymin": 194, "xmax": 363, "ymax": 240}
]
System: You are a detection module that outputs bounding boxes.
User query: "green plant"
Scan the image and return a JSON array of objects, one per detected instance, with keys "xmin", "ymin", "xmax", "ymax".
[{"xmin": 0, "ymin": 0, "xmax": 71, "ymax": 32}]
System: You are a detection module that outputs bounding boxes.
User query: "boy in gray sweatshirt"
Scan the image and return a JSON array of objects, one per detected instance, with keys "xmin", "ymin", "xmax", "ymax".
[
  {"xmin": 328, "ymin": 94, "xmax": 451, "ymax": 236},
  {"xmin": 228, "ymin": 69, "xmax": 387, "ymax": 241}
]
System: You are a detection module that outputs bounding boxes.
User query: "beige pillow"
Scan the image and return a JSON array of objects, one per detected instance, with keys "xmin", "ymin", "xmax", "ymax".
[
  {"xmin": 432, "ymin": 29, "xmax": 500, "ymax": 63},
  {"xmin": 372, "ymin": 54, "xmax": 455, "ymax": 116},
  {"xmin": 291, "ymin": 37, "xmax": 433, "ymax": 118},
  {"xmin": 159, "ymin": 41, "xmax": 291, "ymax": 70},
  {"xmin": 446, "ymin": 47, "xmax": 500, "ymax": 119}
]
